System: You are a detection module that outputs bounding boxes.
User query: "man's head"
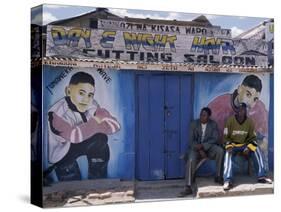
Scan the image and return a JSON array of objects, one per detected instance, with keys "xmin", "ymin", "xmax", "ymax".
[
  {"xmin": 65, "ymin": 72, "xmax": 95, "ymax": 113},
  {"xmin": 237, "ymin": 75, "xmax": 262, "ymax": 108},
  {"xmin": 200, "ymin": 107, "xmax": 212, "ymax": 124},
  {"xmin": 237, "ymin": 103, "xmax": 247, "ymax": 120}
]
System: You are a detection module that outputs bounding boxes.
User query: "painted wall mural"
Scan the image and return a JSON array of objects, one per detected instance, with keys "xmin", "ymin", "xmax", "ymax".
[
  {"xmin": 194, "ymin": 73, "xmax": 271, "ymax": 170},
  {"xmin": 43, "ymin": 66, "xmax": 135, "ymax": 182},
  {"xmin": 31, "ymin": 4, "xmax": 275, "ymax": 208}
]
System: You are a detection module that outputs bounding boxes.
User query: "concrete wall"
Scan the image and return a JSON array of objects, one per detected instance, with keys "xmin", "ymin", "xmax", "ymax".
[{"xmin": 42, "ymin": 66, "xmax": 273, "ymax": 182}]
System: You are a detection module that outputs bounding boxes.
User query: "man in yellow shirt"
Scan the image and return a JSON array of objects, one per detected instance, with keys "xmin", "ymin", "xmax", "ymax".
[{"xmin": 223, "ymin": 103, "xmax": 272, "ymax": 190}]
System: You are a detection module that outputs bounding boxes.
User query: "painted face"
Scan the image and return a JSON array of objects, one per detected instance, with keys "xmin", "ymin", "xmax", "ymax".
[
  {"xmin": 237, "ymin": 85, "xmax": 260, "ymax": 108},
  {"xmin": 200, "ymin": 110, "xmax": 209, "ymax": 124},
  {"xmin": 66, "ymin": 83, "xmax": 95, "ymax": 113}
]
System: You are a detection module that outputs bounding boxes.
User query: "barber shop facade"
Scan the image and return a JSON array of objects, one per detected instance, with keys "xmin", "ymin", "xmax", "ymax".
[{"xmin": 37, "ymin": 9, "xmax": 274, "ymax": 183}]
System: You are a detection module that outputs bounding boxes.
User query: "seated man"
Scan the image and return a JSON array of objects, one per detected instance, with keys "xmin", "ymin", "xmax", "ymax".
[
  {"xmin": 223, "ymin": 103, "xmax": 272, "ymax": 190},
  {"xmin": 179, "ymin": 107, "xmax": 224, "ymax": 197}
]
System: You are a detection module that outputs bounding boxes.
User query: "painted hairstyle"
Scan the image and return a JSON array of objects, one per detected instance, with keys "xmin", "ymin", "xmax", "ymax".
[
  {"xmin": 242, "ymin": 75, "xmax": 262, "ymax": 92},
  {"xmin": 69, "ymin": 72, "xmax": 95, "ymax": 87}
]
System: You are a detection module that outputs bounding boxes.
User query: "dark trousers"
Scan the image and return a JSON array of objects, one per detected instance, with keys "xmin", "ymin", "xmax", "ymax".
[
  {"xmin": 185, "ymin": 144, "xmax": 224, "ymax": 186},
  {"xmin": 55, "ymin": 133, "xmax": 109, "ymax": 181}
]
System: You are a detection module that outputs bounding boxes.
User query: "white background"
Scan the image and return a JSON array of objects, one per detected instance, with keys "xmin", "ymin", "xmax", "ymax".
[{"xmin": 0, "ymin": 0, "xmax": 280, "ymax": 211}]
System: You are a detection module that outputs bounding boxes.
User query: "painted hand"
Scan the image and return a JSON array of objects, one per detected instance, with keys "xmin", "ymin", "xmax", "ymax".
[{"xmin": 95, "ymin": 108, "xmax": 111, "ymax": 119}]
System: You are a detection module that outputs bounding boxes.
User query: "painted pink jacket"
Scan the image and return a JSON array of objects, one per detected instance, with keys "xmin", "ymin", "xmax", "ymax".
[
  {"xmin": 207, "ymin": 93, "xmax": 268, "ymax": 144},
  {"xmin": 48, "ymin": 97, "xmax": 121, "ymax": 164}
]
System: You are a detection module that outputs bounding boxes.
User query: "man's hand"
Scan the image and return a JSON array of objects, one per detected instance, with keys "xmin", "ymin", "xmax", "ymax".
[
  {"xmin": 243, "ymin": 147, "xmax": 250, "ymax": 157},
  {"xmin": 225, "ymin": 142, "xmax": 233, "ymax": 153},
  {"xmin": 226, "ymin": 146, "xmax": 233, "ymax": 153},
  {"xmin": 198, "ymin": 150, "xmax": 207, "ymax": 159},
  {"xmin": 195, "ymin": 144, "xmax": 204, "ymax": 151}
]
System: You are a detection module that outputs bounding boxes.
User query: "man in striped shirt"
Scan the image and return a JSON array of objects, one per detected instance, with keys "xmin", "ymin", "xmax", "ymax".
[{"xmin": 223, "ymin": 103, "xmax": 272, "ymax": 190}]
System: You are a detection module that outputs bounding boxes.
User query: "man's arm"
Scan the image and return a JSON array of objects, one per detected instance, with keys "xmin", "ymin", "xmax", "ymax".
[
  {"xmin": 246, "ymin": 119, "xmax": 258, "ymax": 151},
  {"xmin": 187, "ymin": 121, "xmax": 208, "ymax": 159},
  {"xmin": 202, "ymin": 121, "xmax": 219, "ymax": 151}
]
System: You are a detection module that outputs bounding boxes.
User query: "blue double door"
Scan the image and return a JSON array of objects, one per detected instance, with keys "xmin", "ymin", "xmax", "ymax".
[{"xmin": 136, "ymin": 73, "xmax": 192, "ymax": 180}]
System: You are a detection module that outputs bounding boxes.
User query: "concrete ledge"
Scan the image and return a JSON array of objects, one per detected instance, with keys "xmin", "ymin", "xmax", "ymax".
[
  {"xmin": 135, "ymin": 179, "xmax": 189, "ymax": 201},
  {"xmin": 43, "ymin": 179, "xmax": 135, "ymax": 207},
  {"xmin": 42, "ymin": 176, "xmax": 274, "ymax": 207},
  {"xmin": 44, "ymin": 179, "xmax": 133, "ymax": 194},
  {"xmin": 196, "ymin": 176, "xmax": 274, "ymax": 198},
  {"xmin": 135, "ymin": 176, "xmax": 273, "ymax": 201}
]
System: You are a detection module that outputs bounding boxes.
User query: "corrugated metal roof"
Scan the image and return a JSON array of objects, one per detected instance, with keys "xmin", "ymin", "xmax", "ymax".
[
  {"xmin": 234, "ymin": 19, "xmax": 273, "ymax": 39},
  {"xmin": 48, "ymin": 8, "xmax": 218, "ymax": 28}
]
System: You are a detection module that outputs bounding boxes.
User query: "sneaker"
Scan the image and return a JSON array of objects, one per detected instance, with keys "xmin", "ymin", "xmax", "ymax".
[
  {"xmin": 214, "ymin": 176, "xmax": 224, "ymax": 185},
  {"xmin": 258, "ymin": 177, "xmax": 273, "ymax": 184},
  {"xmin": 223, "ymin": 181, "xmax": 232, "ymax": 191},
  {"xmin": 178, "ymin": 186, "xmax": 193, "ymax": 197}
]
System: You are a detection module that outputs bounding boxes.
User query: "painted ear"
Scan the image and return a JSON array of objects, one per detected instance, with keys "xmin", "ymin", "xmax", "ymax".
[{"xmin": 65, "ymin": 87, "xmax": 71, "ymax": 96}]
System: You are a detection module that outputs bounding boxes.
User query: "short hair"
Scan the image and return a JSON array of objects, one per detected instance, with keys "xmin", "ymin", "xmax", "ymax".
[
  {"xmin": 201, "ymin": 107, "xmax": 212, "ymax": 116},
  {"xmin": 69, "ymin": 72, "xmax": 95, "ymax": 87},
  {"xmin": 242, "ymin": 75, "xmax": 262, "ymax": 92}
]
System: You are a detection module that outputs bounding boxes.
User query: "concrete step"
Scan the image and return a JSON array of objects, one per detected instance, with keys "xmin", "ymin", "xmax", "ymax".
[
  {"xmin": 196, "ymin": 176, "xmax": 274, "ymax": 198},
  {"xmin": 44, "ymin": 179, "xmax": 133, "ymax": 194},
  {"xmin": 135, "ymin": 176, "xmax": 273, "ymax": 201},
  {"xmin": 42, "ymin": 176, "xmax": 274, "ymax": 207},
  {"xmin": 136, "ymin": 179, "xmax": 185, "ymax": 189},
  {"xmin": 43, "ymin": 179, "xmax": 135, "ymax": 207}
]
